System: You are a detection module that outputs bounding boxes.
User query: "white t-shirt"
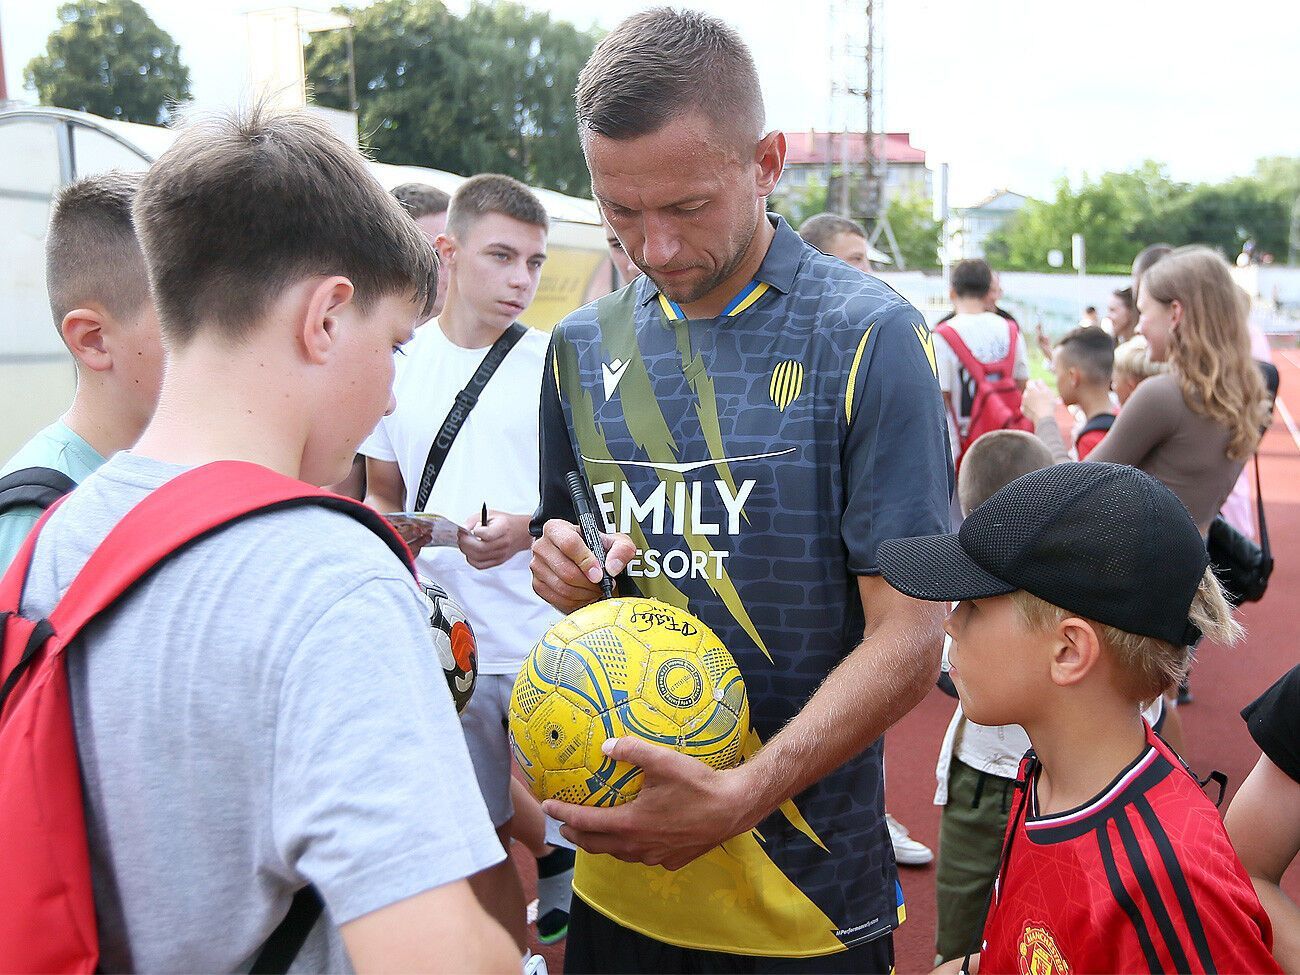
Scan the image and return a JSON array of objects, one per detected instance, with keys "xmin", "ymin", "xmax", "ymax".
[
  {"xmin": 934, "ymin": 312, "xmax": 1030, "ymax": 454},
  {"xmin": 362, "ymin": 320, "xmax": 559, "ymax": 674}
]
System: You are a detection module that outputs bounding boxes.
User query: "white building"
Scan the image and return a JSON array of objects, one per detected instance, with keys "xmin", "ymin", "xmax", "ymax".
[{"xmin": 946, "ymin": 190, "xmax": 1031, "ymax": 260}]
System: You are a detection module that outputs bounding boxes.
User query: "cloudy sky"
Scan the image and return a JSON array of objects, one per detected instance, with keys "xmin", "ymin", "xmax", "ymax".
[{"xmin": 2, "ymin": 0, "xmax": 1297, "ymax": 206}]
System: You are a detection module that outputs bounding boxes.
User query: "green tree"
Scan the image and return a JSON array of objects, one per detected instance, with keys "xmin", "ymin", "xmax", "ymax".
[
  {"xmin": 306, "ymin": 0, "xmax": 599, "ymax": 195},
  {"xmin": 24, "ymin": 0, "xmax": 191, "ymax": 124},
  {"xmin": 884, "ymin": 193, "xmax": 941, "ymax": 270},
  {"xmin": 769, "ymin": 176, "xmax": 829, "ymax": 229}
]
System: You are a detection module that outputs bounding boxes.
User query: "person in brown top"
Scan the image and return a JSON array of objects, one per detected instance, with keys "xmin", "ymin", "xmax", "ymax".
[{"xmin": 1023, "ymin": 246, "xmax": 1268, "ymax": 535}]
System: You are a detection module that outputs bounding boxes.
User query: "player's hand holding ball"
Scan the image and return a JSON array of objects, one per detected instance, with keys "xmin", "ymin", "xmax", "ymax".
[{"xmin": 509, "ymin": 597, "xmax": 753, "ymax": 870}]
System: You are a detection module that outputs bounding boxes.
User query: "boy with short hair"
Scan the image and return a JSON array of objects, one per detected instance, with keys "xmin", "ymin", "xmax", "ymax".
[
  {"xmin": 933, "ymin": 259, "xmax": 1030, "ymax": 466},
  {"xmin": 362, "ymin": 173, "xmax": 572, "ymax": 947},
  {"xmin": 0, "ymin": 172, "xmax": 162, "ymax": 570},
  {"xmin": 881, "ymin": 463, "xmax": 1279, "ymax": 974},
  {"xmin": 1051, "ymin": 325, "xmax": 1116, "ymax": 460},
  {"xmin": 798, "ymin": 212, "xmax": 872, "ymax": 271},
  {"xmin": 16, "ymin": 107, "xmax": 515, "ymax": 972},
  {"xmin": 931, "ymin": 430, "xmax": 1053, "ymax": 964}
]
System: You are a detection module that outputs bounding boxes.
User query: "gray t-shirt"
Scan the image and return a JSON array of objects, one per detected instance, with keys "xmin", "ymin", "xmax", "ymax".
[{"xmin": 19, "ymin": 453, "xmax": 503, "ymax": 972}]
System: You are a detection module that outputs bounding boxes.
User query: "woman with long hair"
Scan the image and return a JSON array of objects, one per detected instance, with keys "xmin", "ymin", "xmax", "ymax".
[{"xmin": 1026, "ymin": 245, "xmax": 1267, "ymax": 533}]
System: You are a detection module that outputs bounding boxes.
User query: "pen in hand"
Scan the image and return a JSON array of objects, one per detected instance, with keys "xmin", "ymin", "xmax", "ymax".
[
  {"xmin": 565, "ymin": 470, "xmax": 615, "ymax": 600},
  {"xmin": 481, "ymin": 502, "xmax": 488, "ymax": 531}
]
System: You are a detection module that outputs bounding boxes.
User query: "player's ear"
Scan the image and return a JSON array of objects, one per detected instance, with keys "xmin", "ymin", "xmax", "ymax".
[{"xmin": 1049, "ymin": 617, "xmax": 1102, "ymax": 687}]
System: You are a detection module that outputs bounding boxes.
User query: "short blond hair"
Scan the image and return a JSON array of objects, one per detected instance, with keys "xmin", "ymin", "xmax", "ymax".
[
  {"xmin": 1112, "ymin": 335, "xmax": 1167, "ymax": 382},
  {"xmin": 1011, "ymin": 567, "xmax": 1240, "ymax": 700}
]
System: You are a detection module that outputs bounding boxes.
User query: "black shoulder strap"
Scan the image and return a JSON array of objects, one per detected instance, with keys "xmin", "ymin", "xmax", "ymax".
[
  {"xmin": 414, "ymin": 322, "xmax": 527, "ymax": 512},
  {"xmin": 1253, "ymin": 452, "xmax": 1269, "ymax": 564},
  {"xmin": 250, "ymin": 886, "xmax": 324, "ymax": 974},
  {"xmin": 0, "ymin": 467, "xmax": 77, "ymax": 516},
  {"xmin": 1079, "ymin": 412, "xmax": 1116, "ymax": 436}
]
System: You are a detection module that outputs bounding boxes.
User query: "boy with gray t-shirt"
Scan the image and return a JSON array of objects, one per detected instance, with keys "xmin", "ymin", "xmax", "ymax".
[{"xmin": 18, "ymin": 108, "xmax": 516, "ymax": 972}]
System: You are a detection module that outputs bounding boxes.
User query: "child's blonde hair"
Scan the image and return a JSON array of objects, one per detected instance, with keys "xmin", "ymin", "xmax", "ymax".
[
  {"xmin": 1011, "ymin": 567, "xmax": 1240, "ymax": 699},
  {"xmin": 1112, "ymin": 335, "xmax": 1167, "ymax": 382}
]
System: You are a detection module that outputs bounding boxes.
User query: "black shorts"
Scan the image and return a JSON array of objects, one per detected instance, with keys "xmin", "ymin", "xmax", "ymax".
[{"xmin": 564, "ymin": 895, "xmax": 896, "ymax": 975}]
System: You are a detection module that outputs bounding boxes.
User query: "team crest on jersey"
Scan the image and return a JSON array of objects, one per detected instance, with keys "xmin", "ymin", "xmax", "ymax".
[
  {"xmin": 769, "ymin": 360, "xmax": 804, "ymax": 412},
  {"xmin": 1018, "ymin": 921, "xmax": 1070, "ymax": 975}
]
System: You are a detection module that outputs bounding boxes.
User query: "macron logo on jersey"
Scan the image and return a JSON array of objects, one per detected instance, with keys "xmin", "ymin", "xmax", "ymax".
[{"xmin": 603, "ymin": 358, "xmax": 631, "ymax": 399}]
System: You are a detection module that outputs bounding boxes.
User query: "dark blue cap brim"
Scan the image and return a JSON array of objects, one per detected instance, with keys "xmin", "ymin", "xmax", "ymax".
[{"xmin": 878, "ymin": 533, "xmax": 1017, "ymax": 603}]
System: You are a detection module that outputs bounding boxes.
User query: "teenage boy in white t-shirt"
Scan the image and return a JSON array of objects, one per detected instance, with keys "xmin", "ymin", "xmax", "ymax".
[
  {"xmin": 363, "ymin": 174, "xmax": 571, "ymax": 948},
  {"xmin": 934, "ymin": 259, "xmax": 1030, "ymax": 463}
]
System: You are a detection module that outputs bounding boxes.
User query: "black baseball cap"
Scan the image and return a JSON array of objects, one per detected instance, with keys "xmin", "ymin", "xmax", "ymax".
[{"xmin": 878, "ymin": 463, "xmax": 1208, "ymax": 647}]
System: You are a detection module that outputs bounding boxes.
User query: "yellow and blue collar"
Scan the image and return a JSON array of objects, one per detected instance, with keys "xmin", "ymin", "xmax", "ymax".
[{"xmin": 657, "ymin": 279, "xmax": 771, "ymax": 322}]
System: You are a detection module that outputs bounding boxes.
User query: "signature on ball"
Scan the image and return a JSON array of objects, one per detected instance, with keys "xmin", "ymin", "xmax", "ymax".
[{"xmin": 629, "ymin": 605, "xmax": 698, "ymax": 637}]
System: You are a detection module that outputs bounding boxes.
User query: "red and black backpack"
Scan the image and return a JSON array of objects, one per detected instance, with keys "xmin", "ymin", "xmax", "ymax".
[
  {"xmin": 935, "ymin": 318, "xmax": 1033, "ymax": 466},
  {"xmin": 0, "ymin": 461, "xmax": 414, "ymax": 973}
]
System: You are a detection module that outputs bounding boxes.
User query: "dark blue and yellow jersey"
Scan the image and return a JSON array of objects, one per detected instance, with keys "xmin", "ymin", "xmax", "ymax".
[{"xmin": 535, "ymin": 215, "xmax": 952, "ymax": 957}]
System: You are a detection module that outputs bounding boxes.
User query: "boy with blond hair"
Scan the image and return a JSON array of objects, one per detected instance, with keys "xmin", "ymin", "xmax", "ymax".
[
  {"xmin": 880, "ymin": 463, "xmax": 1279, "ymax": 974},
  {"xmin": 13, "ymin": 108, "xmax": 515, "ymax": 972}
]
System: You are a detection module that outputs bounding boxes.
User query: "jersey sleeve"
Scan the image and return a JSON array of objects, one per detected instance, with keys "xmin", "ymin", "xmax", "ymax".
[
  {"xmin": 532, "ymin": 332, "xmax": 581, "ymax": 538},
  {"xmin": 1242, "ymin": 664, "xmax": 1300, "ymax": 783},
  {"xmin": 842, "ymin": 304, "xmax": 953, "ymax": 574},
  {"xmin": 270, "ymin": 572, "xmax": 504, "ymax": 924}
]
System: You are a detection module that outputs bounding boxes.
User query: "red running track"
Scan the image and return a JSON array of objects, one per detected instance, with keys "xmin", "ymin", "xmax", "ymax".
[{"xmin": 520, "ymin": 346, "xmax": 1300, "ymax": 974}]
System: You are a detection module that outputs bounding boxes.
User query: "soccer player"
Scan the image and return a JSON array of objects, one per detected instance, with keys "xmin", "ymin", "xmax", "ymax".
[
  {"xmin": 16, "ymin": 107, "xmax": 515, "ymax": 971},
  {"xmin": 0, "ymin": 172, "xmax": 163, "ymax": 570},
  {"xmin": 363, "ymin": 174, "xmax": 572, "ymax": 949},
  {"xmin": 529, "ymin": 10, "xmax": 951, "ymax": 972},
  {"xmin": 879, "ymin": 463, "xmax": 1279, "ymax": 974}
]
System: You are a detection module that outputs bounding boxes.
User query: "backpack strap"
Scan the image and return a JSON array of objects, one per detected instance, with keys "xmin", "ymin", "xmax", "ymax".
[
  {"xmin": 42, "ymin": 460, "xmax": 412, "ymax": 643},
  {"xmin": 934, "ymin": 323, "xmax": 989, "ymax": 383},
  {"xmin": 1079, "ymin": 412, "xmax": 1116, "ymax": 437},
  {"xmin": 0, "ymin": 467, "xmax": 76, "ymax": 517}
]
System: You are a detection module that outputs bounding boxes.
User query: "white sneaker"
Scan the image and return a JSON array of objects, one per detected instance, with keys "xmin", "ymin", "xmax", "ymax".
[{"xmin": 886, "ymin": 812, "xmax": 933, "ymax": 866}]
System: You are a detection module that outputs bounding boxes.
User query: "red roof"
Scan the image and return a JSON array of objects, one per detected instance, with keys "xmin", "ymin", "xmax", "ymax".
[{"xmin": 782, "ymin": 131, "xmax": 926, "ymax": 167}]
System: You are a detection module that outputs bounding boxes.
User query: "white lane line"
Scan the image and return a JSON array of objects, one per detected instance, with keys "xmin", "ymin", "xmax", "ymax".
[
  {"xmin": 1282, "ymin": 350, "xmax": 1300, "ymax": 371},
  {"xmin": 1277, "ymin": 396, "xmax": 1300, "ymax": 455}
]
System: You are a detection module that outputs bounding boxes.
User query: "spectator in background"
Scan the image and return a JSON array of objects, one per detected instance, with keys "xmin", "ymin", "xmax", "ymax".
[
  {"xmin": 1077, "ymin": 305, "xmax": 1100, "ymax": 329},
  {"xmin": 0, "ymin": 172, "xmax": 163, "ymax": 571},
  {"xmin": 1104, "ymin": 286, "xmax": 1138, "ymax": 343},
  {"xmin": 1024, "ymin": 246, "xmax": 1267, "ymax": 534},
  {"xmin": 603, "ymin": 213, "xmax": 641, "ymax": 285},
  {"xmin": 797, "ymin": 212, "xmax": 873, "ymax": 271},
  {"xmin": 1049, "ymin": 326, "xmax": 1116, "ymax": 460},
  {"xmin": 364, "ymin": 174, "xmax": 571, "ymax": 950},
  {"xmin": 934, "ymin": 259, "xmax": 1030, "ymax": 466},
  {"xmin": 391, "ymin": 182, "xmax": 452, "ymax": 318},
  {"xmin": 1111, "ymin": 334, "xmax": 1168, "ymax": 406},
  {"xmin": 1132, "ymin": 242, "xmax": 1174, "ymax": 302}
]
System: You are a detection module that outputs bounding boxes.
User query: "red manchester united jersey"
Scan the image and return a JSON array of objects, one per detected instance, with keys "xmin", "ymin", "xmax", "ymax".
[{"xmin": 982, "ymin": 724, "xmax": 1279, "ymax": 974}]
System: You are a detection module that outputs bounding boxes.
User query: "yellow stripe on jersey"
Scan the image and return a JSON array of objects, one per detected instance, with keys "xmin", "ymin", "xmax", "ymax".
[
  {"xmin": 729, "ymin": 281, "xmax": 771, "ymax": 316},
  {"xmin": 844, "ymin": 325, "xmax": 874, "ymax": 424}
]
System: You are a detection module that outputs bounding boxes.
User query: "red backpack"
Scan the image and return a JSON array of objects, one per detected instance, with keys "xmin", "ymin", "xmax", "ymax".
[
  {"xmin": 0, "ymin": 461, "xmax": 414, "ymax": 973},
  {"xmin": 935, "ymin": 319, "xmax": 1032, "ymax": 465}
]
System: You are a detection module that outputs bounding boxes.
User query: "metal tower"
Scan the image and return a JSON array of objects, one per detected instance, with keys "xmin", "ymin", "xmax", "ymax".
[{"xmin": 827, "ymin": 0, "xmax": 903, "ymax": 266}]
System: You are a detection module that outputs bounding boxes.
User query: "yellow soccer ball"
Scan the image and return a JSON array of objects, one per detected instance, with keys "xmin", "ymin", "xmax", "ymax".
[{"xmin": 509, "ymin": 597, "xmax": 749, "ymax": 806}]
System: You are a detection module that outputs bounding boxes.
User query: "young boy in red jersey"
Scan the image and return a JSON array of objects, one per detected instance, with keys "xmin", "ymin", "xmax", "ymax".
[{"xmin": 879, "ymin": 463, "xmax": 1280, "ymax": 974}]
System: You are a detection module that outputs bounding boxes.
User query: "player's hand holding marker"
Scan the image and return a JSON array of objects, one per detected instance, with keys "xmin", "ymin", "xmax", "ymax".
[
  {"xmin": 543, "ymin": 737, "xmax": 759, "ymax": 872},
  {"xmin": 530, "ymin": 519, "xmax": 636, "ymax": 613}
]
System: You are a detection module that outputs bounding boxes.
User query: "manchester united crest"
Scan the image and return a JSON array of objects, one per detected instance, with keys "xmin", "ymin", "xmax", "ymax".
[{"xmin": 1018, "ymin": 920, "xmax": 1070, "ymax": 975}]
